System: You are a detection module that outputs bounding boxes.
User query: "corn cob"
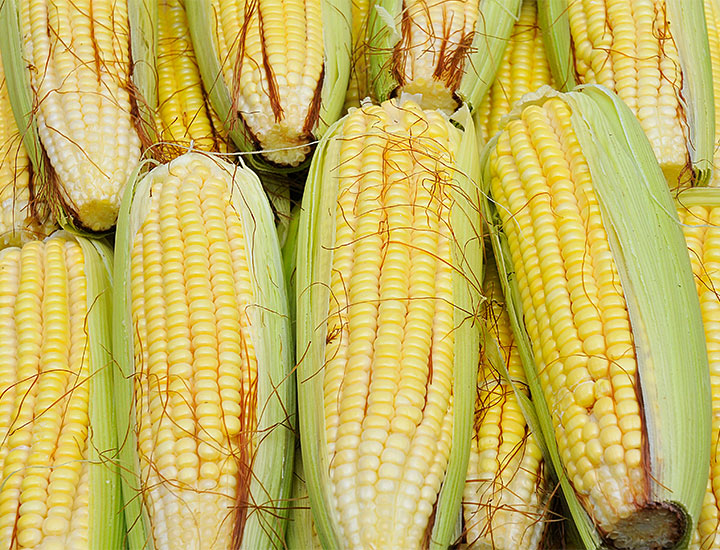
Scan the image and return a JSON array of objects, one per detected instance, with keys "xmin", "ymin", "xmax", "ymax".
[
  {"xmin": 0, "ymin": 47, "xmax": 54, "ymax": 246},
  {"xmin": 0, "ymin": 232, "xmax": 120, "ymax": 550},
  {"xmin": 0, "ymin": 0, "xmax": 145, "ymax": 232},
  {"xmin": 540, "ymin": 0, "xmax": 714, "ymax": 188},
  {"xmin": 296, "ymin": 98, "xmax": 482, "ymax": 549},
  {"xmin": 463, "ymin": 258, "xmax": 548, "ymax": 549},
  {"xmin": 113, "ymin": 151, "xmax": 294, "ymax": 550},
  {"xmin": 475, "ymin": 0, "xmax": 553, "ymax": 144},
  {"xmin": 367, "ymin": 0, "xmax": 522, "ymax": 113},
  {"xmin": 186, "ymin": 0, "xmax": 351, "ymax": 169},
  {"xmin": 155, "ymin": 0, "xmax": 230, "ymax": 159},
  {"xmin": 480, "ymin": 86, "xmax": 710, "ymax": 549}
]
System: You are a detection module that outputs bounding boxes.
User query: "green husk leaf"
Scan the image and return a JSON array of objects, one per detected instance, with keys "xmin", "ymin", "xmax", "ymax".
[
  {"xmin": 480, "ymin": 85, "xmax": 710, "ymax": 549},
  {"xmin": 129, "ymin": 0, "xmax": 159, "ymax": 149},
  {"xmin": 296, "ymin": 100, "xmax": 482, "ymax": 550},
  {"xmin": 185, "ymin": 0, "xmax": 350, "ymax": 172},
  {"xmin": 285, "ymin": 447, "xmax": 322, "ymax": 550},
  {"xmin": 74, "ymin": 234, "xmax": 124, "ymax": 549},
  {"xmin": 113, "ymin": 152, "xmax": 294, "ymax": 549},
  {"xmin": 537, "ymin": 0, "xmax": 576, "ymax": 91},
  {"xmin": 665, "ymin": 0, "xmax": 714, "ymax": 186}
]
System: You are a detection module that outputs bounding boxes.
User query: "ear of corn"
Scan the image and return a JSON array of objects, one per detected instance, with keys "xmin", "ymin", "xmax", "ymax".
[
  {"xmin": 539, "ymin": 0, "xmax": 714, "ymax": 188},
  {"xmin": 296, "ymin": 98, "xmax": 483, "ymax": 550},
  {"xmin": 113, "ymin": 152, "xmax": 294, "ymax": 549},
  {"xmin": 0, "ymin": 231, "xmax": 121, "ymax": 549},
  {"xmin": 152, "ymin": 0, "xmax": 230, "ymax": 159},
  {"xmin": 367, "ymin": 0, "xmax": 522, "ymax": 113},
  {"xmin": 463, "ymin": 256, "xmax": 549, "ymax": 550},
  {"xmin": 0, "ymin": 44, "xmax": 55, "ymax": 246},
  {"xmin": 475, "ymin": 0, "xmax": 553, "ymax": 145},
  {"xmin": 0, "ymin": 0, "xmax": 149, "ymax": 232},
  {"xmin": 185, "ymin": 0, "xmax": 351, "ymax": 170},
  {"xmin": 481, "ymin": 85, "xmax": 711, "ymax": 549}
]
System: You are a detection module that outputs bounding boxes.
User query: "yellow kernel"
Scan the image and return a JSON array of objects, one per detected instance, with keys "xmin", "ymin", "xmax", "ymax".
[
  {"xmin": 604, "ymin": 444, "xmax": 625, "ymax": 465},
  {"xmin": 585, "ymin": 439, "xmax": 604, "ymax": 466}
]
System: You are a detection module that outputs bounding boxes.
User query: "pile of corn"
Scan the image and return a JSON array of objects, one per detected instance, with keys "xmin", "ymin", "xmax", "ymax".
[{"xmin": 1, "ymin": 0, "xmax": 720, "ymax": 549}]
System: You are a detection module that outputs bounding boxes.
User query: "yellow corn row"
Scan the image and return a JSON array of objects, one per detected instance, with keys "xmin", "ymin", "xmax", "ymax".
[
  {"xmin": 297, "ymin": 99, "xmax": 482, "ymax": 549},
  {"xmin": 475, "ymin": 0, "xmax": 553, "ymax": 144},
  {"xmin": 481, "ymin": 86, "xmax": 709, "ymax": 549},
  {"xmin": 156, "ymin": 0, "xmax": 230, "ymax": 158},
  {"xmin": 540, "ymin": 0, "xmax": 714, "ymax": 188},
  {"xmin": 0, "ymin": 50, "xmax": 53, "ymax": 246},
  {"xmin": 114, "ymin": 152, "xmax": 294, "ymax": 550},
  {"xmin": 463, "ymin": 259, "xmax": 547, "ymax": 549},
  {"xmin": 0, "ymin": 232, "xmax": 120, "ymax": 549}
]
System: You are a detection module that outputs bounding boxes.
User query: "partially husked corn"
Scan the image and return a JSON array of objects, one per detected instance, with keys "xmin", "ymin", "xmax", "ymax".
[
  {"xmin": 482, "ymin": 86, "xmax": 709, "ymax": 549},
  {"xmin": 540, "ymin": 0, "xmax": 714, "ymax": 187},
  {"xmin": 10, "ymin": 0, "xmax": 142, "ymax": 231},
  {"xmin": 187, "ymin": 0, "xmax": 350, "ymax": 167},
  {"xmin": 156, "ymin": 0, "xmax": 229, "ymax": 158},
  {"xmin": 463, "ymin": 260, "xmax": 547, "ymax": 550},
  {"xmin": 297, "ymin": 98, "xmax": 482, "ymax": 550},
  {"xmin": 0, "ymin": 232, "xmax": 120, "ymax": 550},
  {"xmin": 114, "ymin": 152, "xmax": 293, "ymax": 550}
]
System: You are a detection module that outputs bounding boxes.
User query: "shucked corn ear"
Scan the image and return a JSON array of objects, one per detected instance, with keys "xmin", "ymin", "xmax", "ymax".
[
  {"xmin": 463, "ymin": 257, "xmax": 548, "ymax": 549},
  {"xmin": 154, "ymin": 0, "xmax": 230, "ymax": 159},
  {"xmin": 186, "ymin": 0, "xmax": 351, "ymax": 169},
  {"xmin": 0, "ymin": 44, "xmax": 54, "ymax": 246},
  {"xmin": 475, "ymin": 0, "xmax": 553, "ymax": 144},
  {"xmin": 367, "ymin": 0, "xmax": 522, "ymax": 113},
  {"xmin": 676, "ymin": 189, "xmax": 720, "ymax": 550},
  {"xmin": 296, "ymin": 98, "xmax": 483, "ymax": 549},
  {"xmin": 540, "ymin": 0, "xmax": 715, "ymax": 188},
  {"xmin": 0, "ymin": 232, "xmax": 121, "ymax": 549},
  {"xmin": 113, "ymin": 152, "xmax": 294, "ymax": 550},
  {"xmin": 480, "ymin": 86, "xmax": 710, "ymax": 549},
  {"xmin": 0, "ymin": 0, "xmax": 147, "ymax": 232}
]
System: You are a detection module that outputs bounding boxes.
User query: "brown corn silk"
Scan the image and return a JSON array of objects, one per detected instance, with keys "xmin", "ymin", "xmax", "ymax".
[{"xmin": 463, "ymin": 259, "xmax": 547, "ymax": 550}]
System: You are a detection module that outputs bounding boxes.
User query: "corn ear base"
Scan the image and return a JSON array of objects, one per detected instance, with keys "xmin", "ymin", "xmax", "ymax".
[
  {"xmin": 113, "ymin": 152, "xmax": 295, "ymax": 549},
  {"xmin": 185, "ymin": 0, "xmax": 351, "ymax": 173},
  {"xmin": 539, "ymin": 0, "xmax": 714, "ymax": 187},
  {"xmin": 367, "ymin": 0, "xmax": 522, "ymax": 111},
  {"xmin": 480, "ymin": 85, "xmax": 711, "ymax": 549},
  {"xmin": 296, "ymin": 100, "xmax": 483, "ymax": 549}
]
